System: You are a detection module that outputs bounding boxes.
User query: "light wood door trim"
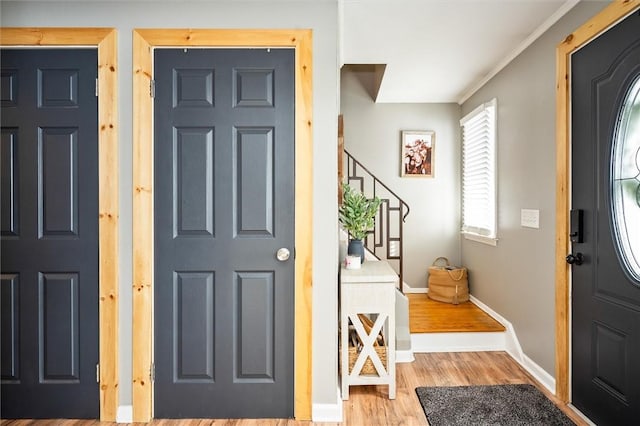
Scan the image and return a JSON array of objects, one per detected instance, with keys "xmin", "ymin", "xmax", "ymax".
[
  {"xmin": 0, "ymin": 27, "xmax": 119, "ymax": 421},
  {"xmin": 555, "ymin": 0, "xmax": 640, "ymax": 403},
  {"xmin": 132, "ymin": 29, "xmax": 313, "ymax": 421}
]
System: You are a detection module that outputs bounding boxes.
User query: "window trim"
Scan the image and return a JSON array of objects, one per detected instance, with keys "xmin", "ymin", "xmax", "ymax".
[{"xmin": 460, "ymin": 98, "xmax": 498, "ymax": 246}]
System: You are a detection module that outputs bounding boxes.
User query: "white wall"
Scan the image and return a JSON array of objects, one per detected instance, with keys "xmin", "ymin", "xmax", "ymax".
[
  {"xmin": 340, "ymin": 67, "xmax": 462, "ymax": 289},
  {"xmin": 460, "ymin": 0, "xmax": 609, "ymax": 375},
  {"xmin": 1, "ymin": 0, "xmax": 340, "ymax": 409}
]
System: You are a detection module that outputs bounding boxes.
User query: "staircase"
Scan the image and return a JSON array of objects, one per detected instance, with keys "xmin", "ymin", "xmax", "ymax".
[
  {"xmin": 339, "ymin": 130, "xmax": 512, "ymax": 367},
  {"xmin": 339, "ymin": 150, "xmax": 508, "ymax": 364}
]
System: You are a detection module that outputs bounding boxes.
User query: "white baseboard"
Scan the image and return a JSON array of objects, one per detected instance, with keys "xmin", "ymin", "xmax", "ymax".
[
  {"xmin": 568, "ymin": 404, "xmax": 597, "ymax": 426},
  {"xmin": 312, "ymin": 388, "xmax": 343, "ymax": 423},
  {"xmin": 403, "ymin": 283, "xmax": 428, "ymax": 294},
  {"xmin": 520, "ymin": 353, "xmax": 555, "ymax": 394},
  {"xmin": 396, "ymin": 349, "xmax": 415, "ymax": 363},
  {"xmin": 116, "ymin": 405, "xmax": 133, "ymax": 423},
  {"xmin": 469, "ymin": 295, "xmax": 556, "ymax": 394},
  {"xmin": 119, "ymin": 396, "xmax": 348, "ymax": 424},
  {"xmin": 469, "ymin": 295, "xmax": 523, "ymax": 360}
]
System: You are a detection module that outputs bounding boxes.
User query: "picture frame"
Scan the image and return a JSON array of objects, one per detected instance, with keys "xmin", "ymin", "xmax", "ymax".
[{"xmin": 401, "ymin": 130, "xmax": 435, "ymax": 177}]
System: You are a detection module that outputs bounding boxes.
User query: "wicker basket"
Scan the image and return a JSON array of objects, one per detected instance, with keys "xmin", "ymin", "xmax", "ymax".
[
  {"xmin": 348, "ymin": 345, "xmax": 387, "ymax": 375},
  {"xmin": 428, "ymin": 257, "xmax": 469, "ymax": 304}
]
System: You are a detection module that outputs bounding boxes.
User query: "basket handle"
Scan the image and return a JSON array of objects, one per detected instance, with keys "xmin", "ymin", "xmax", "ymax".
[
  {"xmin": 447, "ymin": 269, "xmax": 465, "ymax": 281},
  {"xmin": 432, "ymin": 257, "xmax": 450, "ymax": 267}
]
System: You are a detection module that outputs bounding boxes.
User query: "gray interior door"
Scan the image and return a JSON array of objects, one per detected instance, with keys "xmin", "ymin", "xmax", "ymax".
[
  {"xmin": 153, "ymin": 48, "xmax": 295, "ymax": 418},
  {"xmin": 570, "ymin": 11, "xmax": 640, "ymax": 424},
  {"xmin": 1, "ymin": 49, "xmax": 99, "ymax": 418}
]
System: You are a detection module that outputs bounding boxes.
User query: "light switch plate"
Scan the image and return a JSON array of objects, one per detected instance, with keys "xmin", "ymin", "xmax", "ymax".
[{"xmin": 521, "ymin": 209, "xmax": 539, "ymax": 229}]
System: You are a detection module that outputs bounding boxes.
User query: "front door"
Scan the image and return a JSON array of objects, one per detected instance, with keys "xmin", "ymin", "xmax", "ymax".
[
  {"xmin": 1, "ymin": 49, "xmax": 99, "ymax": 418},
  {"xmin": 571, "ymin": 11, "xmax": 640, "ymax": 424},
  {"xmin": 153, "ymin": 48, "xmax": 295, "ymax": 418}
]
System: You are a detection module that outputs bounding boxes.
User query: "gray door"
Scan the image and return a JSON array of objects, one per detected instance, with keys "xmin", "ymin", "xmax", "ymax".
[
  {"xmin": 1, "ymin": 49, "xmax": 99, "ymax": 418},
  {"xmin": 570, "ymin": 11, "xmax": 640, "ymax": 424},
  {"xmin": 153, "ymin": 48, "xmax": 295, "ymax": 418}
]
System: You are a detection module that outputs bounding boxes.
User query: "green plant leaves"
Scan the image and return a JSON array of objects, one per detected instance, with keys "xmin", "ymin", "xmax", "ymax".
[{"xmin": 339, "ymin": 183, "xmax": 382, "ymax": 240}]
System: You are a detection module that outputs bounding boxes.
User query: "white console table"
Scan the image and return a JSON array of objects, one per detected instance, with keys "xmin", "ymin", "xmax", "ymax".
[{"xmin": 340, "ymin": 260, "xmax": 397, "ymax": 400}]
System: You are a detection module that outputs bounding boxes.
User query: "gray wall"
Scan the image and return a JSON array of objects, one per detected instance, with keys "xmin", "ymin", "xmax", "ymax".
[
  {"xmin": 1, "ymin": 0, "xmax": 340, "ymax": 408},
  {"xmin": 460, "ymin": 0, "xmax": 609, "ymax": 375},
  {"xmin": 340, "ymin": 67, "xmax": 462, "ymax": 288}
]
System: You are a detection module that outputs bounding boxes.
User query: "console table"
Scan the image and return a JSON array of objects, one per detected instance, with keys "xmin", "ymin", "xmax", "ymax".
[{"xmin": 340, "ymin": 260, "xmax": 397, "ymax": 400}]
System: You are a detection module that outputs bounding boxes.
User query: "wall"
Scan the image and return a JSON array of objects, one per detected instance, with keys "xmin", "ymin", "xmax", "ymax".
[
  {"xmin": 1, "ymin": 0, "xmax": 340, "ymax": 411},
  {"xmin": 460, "ymin": 0, "xmax": 609, "ymax": 376},
  {"xmin": 340, "ymin": 67, "xmax": 461, "ymax": 289}
]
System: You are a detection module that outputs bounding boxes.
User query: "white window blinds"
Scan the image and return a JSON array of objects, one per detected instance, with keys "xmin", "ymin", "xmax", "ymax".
[{"xmin": 460, "ymin": 99, "xmax": 497, "ymax": 242}]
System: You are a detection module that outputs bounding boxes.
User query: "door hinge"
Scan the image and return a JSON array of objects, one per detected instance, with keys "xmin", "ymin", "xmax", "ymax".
[
  {"xmin": 96, "ymin": 363, "xmax": 100, "ymax": 383},
  {"xmin": 95, "ymin": 78, "xmax": 99, "ymax": 97},
  {"xmin": 150, "ymin": 80, "xmax": 156, "ymax": 98},
  {"xmin": 150, "ymin": 363, "xmax": 155, "ymax": 382}
]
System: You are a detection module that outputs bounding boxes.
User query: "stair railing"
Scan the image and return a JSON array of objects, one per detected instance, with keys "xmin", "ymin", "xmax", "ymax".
[{"xmin": 343, "ymin": 149, "xmax": 410, "ymax": 291}]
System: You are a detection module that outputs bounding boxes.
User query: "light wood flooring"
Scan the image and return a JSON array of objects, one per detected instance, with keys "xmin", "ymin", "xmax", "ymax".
[
  {"xmin": 408, "ymin": 294, "xmax": 505, "ymax": 334},
  {"xmin": 1, "ymin": 352, "xmax": 587, "ymax": 426},
  {"xmin": 2, "ymin": 297, "xmax": 580, "ymax": 425}
]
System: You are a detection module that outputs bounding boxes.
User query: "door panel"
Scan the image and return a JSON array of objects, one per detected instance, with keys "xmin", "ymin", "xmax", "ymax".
[
  {"xmin": 236, "ymin": 128, "xmax": 275, "ymax": 235},
  {"xmin": 40, "ymin": 128, "xmax": 78, "ymax": 236},
  {"xmin": 1, "ymin": 273, "xmax": 20, "ymax": 381},
  {"xmin": 0, "ymin": 49, "xmax": 99, "ymax": 418},
  {"xmin": 571, "ymin": 12, "xmax": 640, "ymax": 424},
  {"xmin": 174, "ymin": 271, "xmax": 215, "ymax": 382},
  {"xmin": 174, "ymin": 127, "xmax": 215, "ymax": 236},
  {"xmin": 154, "ymin": 48, "xmax": 294, "ymax": 418},
  {"xmin": 40, "ymin": 272, "xmax": 80, "ymax": 382},
  {"xmin": 236, "ymin": 271, "xmax": 275, "ymax": 381},
  {"xmin": 1, "ymin": 128, "xmax": 19, "ymax": 236}
]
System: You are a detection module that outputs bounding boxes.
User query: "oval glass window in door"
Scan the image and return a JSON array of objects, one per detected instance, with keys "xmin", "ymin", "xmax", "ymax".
[{"xmin": 611, "ymin": 74, "xmax": 640, "ymax": 284}]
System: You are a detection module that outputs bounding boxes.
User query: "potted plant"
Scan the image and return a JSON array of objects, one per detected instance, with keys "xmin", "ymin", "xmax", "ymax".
[{"xmin": 339, "ymin": 183, "xmax": 382, "ymax": 263}]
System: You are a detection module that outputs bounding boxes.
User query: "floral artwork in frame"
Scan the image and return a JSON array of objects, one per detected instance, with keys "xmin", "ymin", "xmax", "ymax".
[{"xmin": 401, "ymin": 130, "xmax": 434, "ymax": 177}]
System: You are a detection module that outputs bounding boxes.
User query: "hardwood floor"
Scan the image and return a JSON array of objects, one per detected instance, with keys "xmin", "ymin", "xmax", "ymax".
[
  {"xmin": 408, "ymin": 294, "xmax": 505, "ymax": 333},
  {"xmin": 1, "ymin": 294, "xmax": 577, "ymax": 425},
  {"xmin": 1, "ymin": 352, "xmax": 587, "ymax": 426}
]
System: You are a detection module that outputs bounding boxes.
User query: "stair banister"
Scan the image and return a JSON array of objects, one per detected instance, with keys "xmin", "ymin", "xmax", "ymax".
[{"xmin": 343, "ymin": 149, "xmax": 410, "ymax": 291}]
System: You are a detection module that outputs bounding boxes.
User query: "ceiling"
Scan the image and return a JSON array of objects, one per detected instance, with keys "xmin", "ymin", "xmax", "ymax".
[
  {"xmin": 8, "ymin": 0, "xmax": 583, "ymax": 104},
  {"xmin": 341, "ymin": 0, "xmax": 580, "ymax": 104}
]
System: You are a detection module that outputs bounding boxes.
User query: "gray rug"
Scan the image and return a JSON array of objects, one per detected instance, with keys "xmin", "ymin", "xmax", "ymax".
[{"xmin": 415, "ymin": 384, "xmax": 575, "ymax": 426}]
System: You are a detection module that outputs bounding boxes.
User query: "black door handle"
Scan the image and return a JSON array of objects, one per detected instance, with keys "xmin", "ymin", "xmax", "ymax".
[{"xmin": 566, "ymin": 253, "xmax": 584, "ymax": 265}]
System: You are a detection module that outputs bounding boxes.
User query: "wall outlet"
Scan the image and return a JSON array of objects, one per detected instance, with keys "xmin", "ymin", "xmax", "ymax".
[{"xmin": 521, "ymin": 209, "xmax": 539, "ymax": 229}]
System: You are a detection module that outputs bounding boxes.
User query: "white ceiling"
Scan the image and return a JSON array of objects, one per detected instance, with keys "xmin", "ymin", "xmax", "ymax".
[{"xmin": 341, "ymin": 0, "xmax": 580, "ymax": 104}]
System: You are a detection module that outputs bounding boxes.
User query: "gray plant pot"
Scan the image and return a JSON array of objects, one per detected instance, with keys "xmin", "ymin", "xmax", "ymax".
[{"xmin": 347, "ymin": 239, "xmax": 365, "ymax": 264}]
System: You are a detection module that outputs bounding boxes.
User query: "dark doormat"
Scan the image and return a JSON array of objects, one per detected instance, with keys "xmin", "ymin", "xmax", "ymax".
[{"xmin": 415, "ymin": 384, "xmax": 576, "ymax": 426}]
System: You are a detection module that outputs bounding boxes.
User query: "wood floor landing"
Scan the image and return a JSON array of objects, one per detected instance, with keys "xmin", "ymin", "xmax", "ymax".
[{"xmin": 408, "ymin": 294, "xmax": 506, "ymax": 334}]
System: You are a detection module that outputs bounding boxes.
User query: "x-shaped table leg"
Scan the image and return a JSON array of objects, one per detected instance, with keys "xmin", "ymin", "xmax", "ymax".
[{"xmin": 348, "ymin": 313, "xmax": 388, "ymax": 377}]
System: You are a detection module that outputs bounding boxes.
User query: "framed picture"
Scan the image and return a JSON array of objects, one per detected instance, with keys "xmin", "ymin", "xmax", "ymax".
[{"xmin": 401, "ymin": 130, "xmax": 435, "ymax": 177}]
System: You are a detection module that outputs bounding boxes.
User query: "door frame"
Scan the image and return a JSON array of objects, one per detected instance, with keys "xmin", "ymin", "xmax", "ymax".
[
  {"xmin": 555, "ymin": 0, "xmax": 640, "ymax": 403},
  {"xmin": 0, "ymin": 28, "xmax": 119, "ymax": 421},
  {"xmin": 131, "ymin": 29, "xmax": 313, "ymax": 422}
]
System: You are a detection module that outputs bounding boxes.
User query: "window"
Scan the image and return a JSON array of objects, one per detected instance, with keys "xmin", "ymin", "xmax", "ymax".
[
  {"xmin": 611, "ymin": 75, "xmax": 640, "ymax": 284},
  {"xmin": 460, "ymin": 99, "xmax": 497, "ymax": 245}
]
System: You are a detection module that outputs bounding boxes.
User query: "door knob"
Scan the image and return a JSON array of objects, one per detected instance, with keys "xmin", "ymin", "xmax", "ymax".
[
  {"xmin": 276, "ymin": 248, "xmax": 290, "ymax": 261},
  {"xmin": 566, "ymin": 253, "xmax": 584, "ymax": 265}
]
